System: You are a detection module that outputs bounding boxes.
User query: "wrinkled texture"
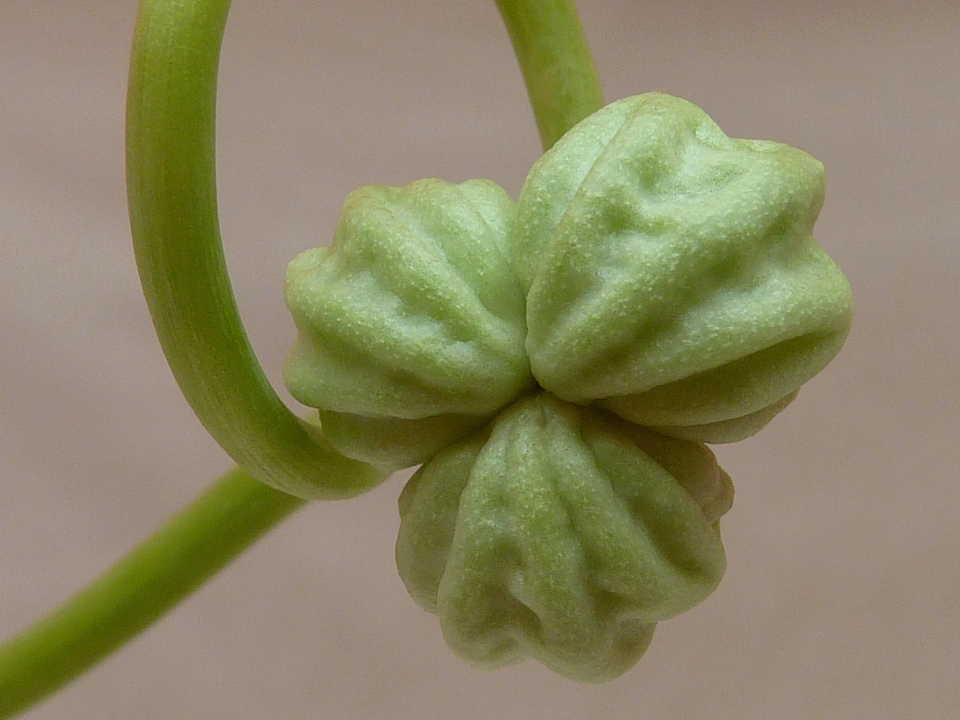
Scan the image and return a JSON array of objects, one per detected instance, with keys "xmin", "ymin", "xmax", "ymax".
[
  {"xmin": 285, "ymin": 178, "xmax": 532, "ymax": 469},
  {"xmin": 516, "ymin": 93, "xmax": 853, "ymax": 442},
  {"xmin": 283, "ymin": 93, "xmax": 853, "ymax": 681},
  {"xmin": 397, "ymin": 393, "xmax": 731, "ymax": 683}
]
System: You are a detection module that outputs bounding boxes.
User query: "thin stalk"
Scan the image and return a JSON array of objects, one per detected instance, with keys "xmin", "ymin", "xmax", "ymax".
[
  {"xmin": 126, "ymin": 0, "xmax": 386, "ymax": 500},
  {"xmin": 494, "ymin": 0, "xmax": 604, "ymax": 149},
  {"xmin": 0, "ymin": 467, "xmax": 305, "ymax": 719},
  {"xmin": 0, "ymin": 0, "xmax": 608, "ymax": 716}
]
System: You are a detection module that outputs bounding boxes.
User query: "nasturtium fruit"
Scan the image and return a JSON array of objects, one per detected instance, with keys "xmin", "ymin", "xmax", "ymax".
[
  {"xmin": 516, "ymin": 93, "xmax": 853, "ymax": 443},
  {"xmin": 396, "ymin": 392, "xmax": 732, "ymax": 682},
  {"xmin": 283, "ymin": 92, "xmax": 853, "ymax": 681},
  {"xmin": 284, "ymin": 178, "xmax": 533, "ymax": 470}
]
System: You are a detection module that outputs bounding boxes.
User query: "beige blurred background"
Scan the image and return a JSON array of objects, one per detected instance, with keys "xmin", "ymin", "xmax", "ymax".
[{"xmin": 1, "ymin": 0, "xmax": 958, "ymax": 718}]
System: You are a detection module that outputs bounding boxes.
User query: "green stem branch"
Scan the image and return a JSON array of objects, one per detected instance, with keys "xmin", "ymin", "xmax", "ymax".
[
  {"xmin": 494, "ymin": 0, "xmax": 604, "ymax": 149},
  {"xmin": 0, "ymin": 468, "xmax": 305, "ymax": 719}
]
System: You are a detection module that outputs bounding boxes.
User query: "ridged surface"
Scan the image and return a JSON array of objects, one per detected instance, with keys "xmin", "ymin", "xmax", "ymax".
[
  {"xmin": 396, "ymin": 393, "xmax": 730, "ymax": 683},
  {"xmin": 284, "ymin": 179, "xmax": 531, "ymax": 466},
  {"xmin": 281, "ymin": 94, "xmax": 856, "ymax": 679},
  {"xmin": 516, "ymin": 94, "xmax": 853, "ymax": 440}
]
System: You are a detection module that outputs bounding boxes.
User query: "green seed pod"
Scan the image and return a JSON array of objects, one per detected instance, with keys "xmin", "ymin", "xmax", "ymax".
[
  {"xmin": 396, "ymin": 392, "xmax": 732, "ymax": 682},
  {"xmin": 284, "ymin": 178, "xmax": 532, "ymax": 469},
  {"xmin": 514, "ymin": 93, "xmax": 853, "ymax": 443},
  {"xmin": 283, "ymin": 93, "xmax": 854, "ymax": 683}
]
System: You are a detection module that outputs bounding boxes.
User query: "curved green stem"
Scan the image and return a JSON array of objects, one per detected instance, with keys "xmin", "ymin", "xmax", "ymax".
[
  {"xmin": 0, "ymin": 467, "xmax": 305, "ymax": 719},
  {"xmin": 0, "ymin": 1, "xmax": 607, "ymax": 716},
  {"xmin": 494, "ymin": 0, "xmax": 604, "ymax": 149},
  {"xmin": 126, "ymin": 0, "xmax": 386, "ymax": 500}
]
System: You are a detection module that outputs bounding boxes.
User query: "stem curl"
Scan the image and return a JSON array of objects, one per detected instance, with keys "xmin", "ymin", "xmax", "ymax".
[
  {"xmin": 0, "ymin": 1, "xmax": 606, "ymax": 716},
  {"xmin": 126, "ymin": 0, "xmax": 386, "ymax": 500}
]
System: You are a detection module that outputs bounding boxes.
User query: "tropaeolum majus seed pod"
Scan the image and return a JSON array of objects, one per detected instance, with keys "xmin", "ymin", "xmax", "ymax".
[{"xmin": 283, "ymin": 93, "xmax": 854, "ymax": 682}]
